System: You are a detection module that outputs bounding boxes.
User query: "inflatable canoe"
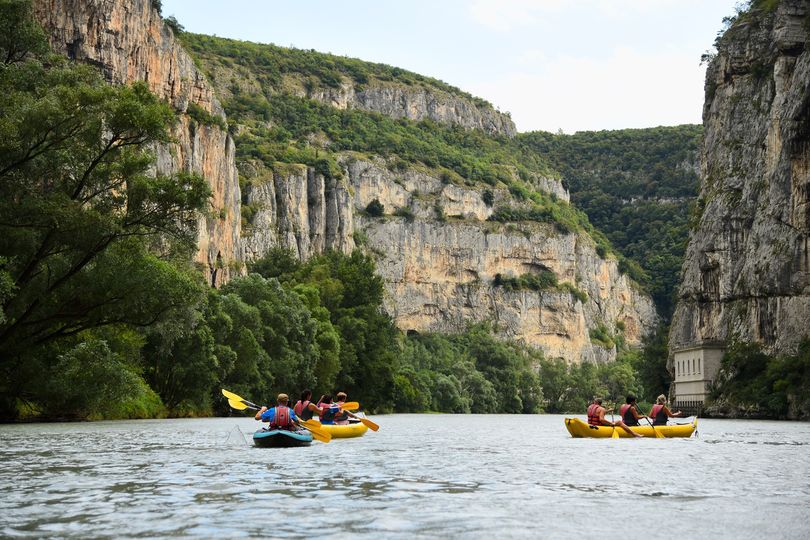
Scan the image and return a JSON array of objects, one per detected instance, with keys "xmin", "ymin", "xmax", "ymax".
[
  {"xmin": 564, "ymin": 417, "xmax": 697, "ymax": 438},
  {"xmin": 318, "ymin": 421, "xmax": 368, "ymax": 438},
  {"xmin": 253, "ymin": 428, "xmax": 313, "ymax": 447}
]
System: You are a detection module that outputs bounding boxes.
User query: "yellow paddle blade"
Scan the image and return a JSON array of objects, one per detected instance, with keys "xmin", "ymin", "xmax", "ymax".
[
  {"xmin": 359, "ymin": 417, "xmax": 380, "ymax": 431},
  {"xmin": 228, "ymin": 398, "xmax": 250, "ymax": 411},
  {"xmin": 299, "ymin": 419, "xmax": 331, "ymax": 443},
  {"xmin": 221, "ymin": 389, "xmax": 259, "ymax": 409},
  {"xmin": 611, "ymin": 426, "xmax": 619, "ymax": 438},
  {"xmin": 221, "ymin": 388, "xmax": 243, "ymax": 401},
  {"xmin": 339, "ymin": 402, "xmax": 359, "ymax": 411}
]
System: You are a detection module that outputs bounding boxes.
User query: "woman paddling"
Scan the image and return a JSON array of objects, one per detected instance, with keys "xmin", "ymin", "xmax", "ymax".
[
  {"xmin": 648, "ymin": 394, "xmax": 684, "ymax": 426},
  {"xmin": 293, "ymin": 389, "xmax": 323, "ymax": 421}
]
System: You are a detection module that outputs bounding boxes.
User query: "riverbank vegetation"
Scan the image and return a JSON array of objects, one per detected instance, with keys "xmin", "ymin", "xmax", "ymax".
[{"xmin": 707, "ymin": 340, "xmax": 810, "ymax": 420}]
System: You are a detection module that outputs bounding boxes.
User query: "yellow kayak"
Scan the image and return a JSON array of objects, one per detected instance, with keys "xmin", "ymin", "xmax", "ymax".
[
  {"xmin": 564, "ymin": 417, "xmax": 697, "ymax": 438},
  {"xmin": 318, "ymin": 422, "xmax": 369, "ymax": 438}
]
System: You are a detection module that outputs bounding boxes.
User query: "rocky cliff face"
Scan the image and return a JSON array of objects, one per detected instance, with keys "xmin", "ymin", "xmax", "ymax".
[
  {"xmin": 34, "ymin": 0, "xmax": 243, "ymax": 286},
  {"xmin": 303, "ymin": 81, "xmax": 517, "ymax": 138},
  {"xmin": 243, "ymin": 155, "xmax": 656, "ymax": 363},
  {"xmin": 669, "ymin": 0, "xmax": 810, "ymax": 356}
]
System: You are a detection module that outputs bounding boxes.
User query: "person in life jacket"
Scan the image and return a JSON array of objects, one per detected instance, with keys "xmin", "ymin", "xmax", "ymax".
[
  {"xmin": 255, "ymin": 393, "xmax": 299, "ymax": 431},
  {"xmin": 648, "ymin": 394, "xmax": 684, "ymax": 426},
  {"xmin": 619, "ymin": 395, "xmax": 649, "ymax": 427},
  {"xmin": 293, "ymin": 389, "xmax": 323, "ymax": 421},
  {"xmin": 586, "ymin": 398, "xmax": 642, "ymax": 437},
  {"xmin": 317, "ymin": 394, "xmax": 339, "ymax": 424},
  {"xmin": 333, "ymin": 392, "xmax": 351, "ymax": 425}
]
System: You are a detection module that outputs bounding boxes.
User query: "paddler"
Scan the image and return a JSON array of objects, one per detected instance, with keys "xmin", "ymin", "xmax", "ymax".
[
  {"xmin": 293, "ymin": 389, "xmax": 323, "ymax": 421},
  {"xmin": 316, "ymin": 394, "xmax": 339, "ymax": 424},
  {"xmin": 255, "ymin": 393, "xmax": 299, "ymax": 431},
  {"xmin": 648, "ymin": 394, "xmax": 684, "ymax": 426},
  {"xmin": 619, "ymin": 395, "xmax": 649, "ymax": 427},
  {"xmin": 587, "ymin": 397, "xmax": 642, "ymax": 437}
]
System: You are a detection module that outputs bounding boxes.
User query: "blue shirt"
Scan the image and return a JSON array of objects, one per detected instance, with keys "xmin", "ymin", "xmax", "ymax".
[{"xmin": 260, "ymin": 406, "xmax": 298, "ymax": 424}]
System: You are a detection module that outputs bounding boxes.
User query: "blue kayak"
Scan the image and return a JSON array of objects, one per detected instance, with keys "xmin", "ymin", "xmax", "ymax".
[{"xmin": 253, "ymin": 428, "xmax": 313, "ymax": 448}]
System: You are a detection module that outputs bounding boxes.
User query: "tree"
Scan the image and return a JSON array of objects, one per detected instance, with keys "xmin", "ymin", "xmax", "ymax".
[{"xmin": 0, "ymin": 3, "xmax": 210, "ymax": 417}]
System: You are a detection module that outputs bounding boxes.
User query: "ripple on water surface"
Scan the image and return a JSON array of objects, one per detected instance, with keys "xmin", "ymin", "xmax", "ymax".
[{"xmin": 1, "ymin": 415, "xmax": 809, "ymax": 538}]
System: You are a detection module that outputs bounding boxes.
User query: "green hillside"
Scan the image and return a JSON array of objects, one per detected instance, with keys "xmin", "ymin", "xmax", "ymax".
[{"xmin": 521, "ymin": 126, "xmax": 702, "ymax": 319}]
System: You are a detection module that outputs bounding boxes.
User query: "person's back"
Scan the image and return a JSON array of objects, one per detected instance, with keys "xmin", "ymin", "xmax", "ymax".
[
  {"xmin": 620, "ymin": 395, "xmax": 642, "ymax": 426},
  {"xmin": 649, "ymin": 394, "xmax": 682, "ymax": 426},
  {"xmin": 318, "ymin": 395, "xmax": 338, "ymax": 424},
  {"xmin": 294, "ymin": 389, "xmax": 316, "ymax": 421},
  {"xmin": 334, "ymin": 391, "xmax": 350, "ymax": 425},
  {"xmin": 256, "ymin": 393, "xmax": 298, "ymax": 431},
  {"xmin": 587, "ymin": 401, "xmax": 602, "ymax": 426}
]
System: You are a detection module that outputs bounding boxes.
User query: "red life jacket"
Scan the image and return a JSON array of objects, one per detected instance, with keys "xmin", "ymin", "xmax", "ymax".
[
  {"xmin": 587, "ymin": 403, "xmax": 602, "ymax": 426},
  {"xmin": 269, "ymin": 406, "xmax": 293, "ymax": 430},
  {"xmin": 319, "ymin": 402, "xmax": 337, "ymax": 423},
  {"xmin": 651, "ymin": 404, "xmax": 667, "ymax": 426},
  {"xmin": 293, "ymin": 400, "xmax": 308, "ymax": 416}
]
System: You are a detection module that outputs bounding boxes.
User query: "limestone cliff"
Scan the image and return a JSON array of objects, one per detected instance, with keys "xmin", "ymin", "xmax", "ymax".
[
  {"xmin": 302, "ymin": 81, "xmax": 517, "ymax": 138},
  {"xmin": 242, "ymin": 155, "xmax": 657, "ymax": 363},
  {"xmin": 669, "ymin": 0, "xmax": 810, "ymax": 356},
  {"xmin": 34, "ymin": 0, "xmax": 243, "ymax": 286},
  {"xmin": 181, "ymin": 33, "xmax": 517, "ymax": 138}
]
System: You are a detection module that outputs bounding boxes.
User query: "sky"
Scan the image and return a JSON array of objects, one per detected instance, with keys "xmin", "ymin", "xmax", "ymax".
[{"xmin": 161, "ymin": 0, "xmax": 741, "ymax": 134}]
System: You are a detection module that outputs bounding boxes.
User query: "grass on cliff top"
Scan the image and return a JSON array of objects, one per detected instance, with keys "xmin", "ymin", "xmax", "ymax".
[{"xmin": 180, "ymin": 32, "xmax": 495, "ymax": 110}]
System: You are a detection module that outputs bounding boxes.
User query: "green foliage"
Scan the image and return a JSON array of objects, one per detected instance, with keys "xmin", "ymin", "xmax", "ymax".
[
  {"xmin": 180, "ymin": 32, "xmax": 492, "ymax": 106},
  {"xmin": 709, "ymin": 340, "xmax": 810, "ymax": 419},
  {"xmin": 493, "ymin": 271, "xmax": 558, "ymax": 292},
  {"xmin": 520, "ymin": 125, "xmax": 702, "ymax": 319},
  {"xmin": 0, "ymin": 0, "xmax": 48, "ymax": 65},
  {"xmin": 0, "ymin": 8, "xmax": 212, "ymax": 420},
  {"xmin": 186, "ymin": 102, "xmax": 226, "ymax": 130},
  {"xmin": 365, "ymin": 198, "xmax": 385, "ymax": 217},
  {"xmin": 395, "ymin": 325, "xmax": 543, "ymax": 414},
  {"xmin": 35, "ymin": 340, "xmax": 145, "ymax": 420},
  {"xmin": 589, "ymin": 324, "xmax": 615, "ymax": 349},
  {"xmin": 539, "ymin": 354, "xmax": 643, "ymax": 414}
]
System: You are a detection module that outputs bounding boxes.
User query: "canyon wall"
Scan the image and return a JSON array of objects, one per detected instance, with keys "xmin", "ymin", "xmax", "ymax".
[
  {"xmin": 34, "ymin": 0, "xmax": 243, "ymax": 286},
  {"xmin": 670, "ymin": 0, "xmax": 810, "ymax": 357},
  {"xmin": 242, "ymin": 155, "xmax": 657, "ymax": 363}
]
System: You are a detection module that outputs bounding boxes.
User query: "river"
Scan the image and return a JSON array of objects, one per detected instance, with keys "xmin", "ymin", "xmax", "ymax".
[{"xmin": 1, "ymin": 414, "xmax": 808, "ymax": 538}]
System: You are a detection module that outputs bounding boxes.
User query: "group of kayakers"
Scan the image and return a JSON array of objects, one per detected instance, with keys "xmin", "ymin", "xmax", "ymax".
[
  {"xmin": 254, "ymin": 389, "xmax": 359, "ymax": 431},
  {"xmin": 587, "ymin": 394, "xmax": 683, "ymax": 437}
]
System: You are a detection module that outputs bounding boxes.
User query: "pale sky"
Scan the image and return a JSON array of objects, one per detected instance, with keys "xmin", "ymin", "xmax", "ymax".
[{"xmin": 161, "ymin": 0, "xmax": 740, "ymax": 134}]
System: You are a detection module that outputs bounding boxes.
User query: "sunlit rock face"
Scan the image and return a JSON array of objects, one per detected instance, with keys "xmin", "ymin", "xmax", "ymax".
[
  {"xmin": 35, "ymin": 0, "xmax": 243, "ymax": 286},
  {"xmin": 242, "ymin": 155, "xmax": 657, "ymax": 364},
  {"xmin": 670, "ymin": 0, "xmax": 810, "ymax": 358}
]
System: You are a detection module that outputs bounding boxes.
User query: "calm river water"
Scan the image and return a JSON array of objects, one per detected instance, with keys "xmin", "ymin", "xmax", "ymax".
[{"xmin": 1, "ymin": 414, "xmax": 809, "ymax": 538}]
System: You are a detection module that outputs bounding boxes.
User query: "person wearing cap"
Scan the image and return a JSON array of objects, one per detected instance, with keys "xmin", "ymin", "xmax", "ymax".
[
  {"xmin": 648, "ymin": 394, "xmax": 684, "ymax": 426},
  {"xmin": 255, "ymin": 393, "xmax": 299, "ymax": 430}
]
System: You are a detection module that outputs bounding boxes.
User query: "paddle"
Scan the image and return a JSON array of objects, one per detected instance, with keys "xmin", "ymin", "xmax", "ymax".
[
  {"xmin": 644, "ymin": 415, "xmax": 664, "ymax": 438},
  {"xmin": 222, "ymin": 389, "xmax": 331, "ymax": 443},
  {"xmin": 609, "ymin": 405, "xmax": 619, "ymax": 438}
]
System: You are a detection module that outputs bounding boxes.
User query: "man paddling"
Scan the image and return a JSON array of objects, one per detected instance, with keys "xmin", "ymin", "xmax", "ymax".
[
  {"xmin": 255, "ymin": 393, "xmax": 299, "ymax": 431},
  {"xmin": 587, "ymin": 398, "xmax": 642, "ymax": 437}
]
